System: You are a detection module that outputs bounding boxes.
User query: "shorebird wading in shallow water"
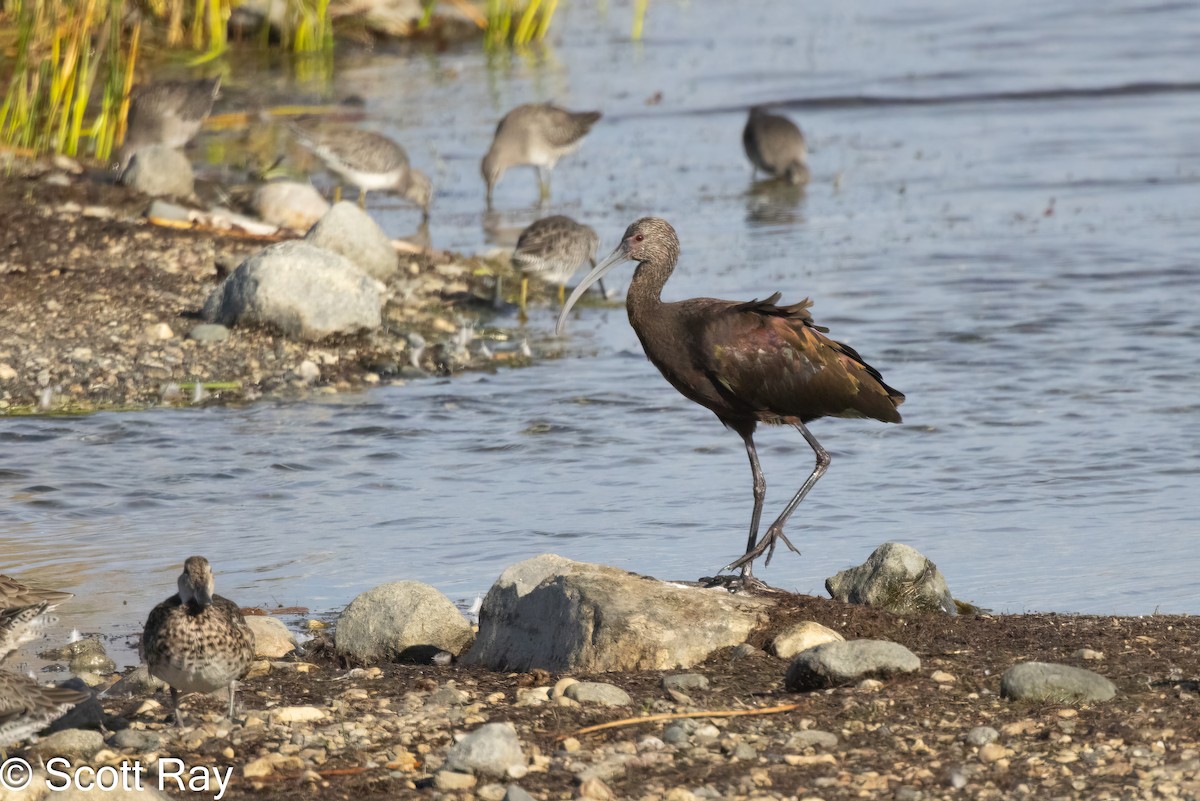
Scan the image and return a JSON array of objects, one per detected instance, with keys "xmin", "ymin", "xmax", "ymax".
[
  {"xmin": 143, "ymin": 556, "xmax": 256, "ymax": 724},
  {"xmin": 482, "ymin": 103, "xmax": 602, "ymax": 209},
  {"xmin": 557, "ymin": 218, "xmax": 904, "ymax": 588},
  {"xmin": 291, "ymin": 124, "xmax": 432, "ymax": 217},
  {"xmin": 0, "ymin": 573, "xmax": 73, "ymax": 661},
  {"xmin": 117, "ymin": 77, "xmax": 221, "ymax": 174},
  {"xmin": 743, "ymin": 106, "xmax": 810, "ymax": 185},
  {"xmin": 511, "ymin": 215, "xmax": 606, "ymax": 317}
]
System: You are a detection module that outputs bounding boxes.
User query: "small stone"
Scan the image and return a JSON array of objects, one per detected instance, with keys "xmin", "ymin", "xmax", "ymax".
[
  {"xmin": 731, "ymin": 643, "xmax": 761, "ymax": 659},
  {"xmin": 563, "ymin": 681, "xmax": 632, "ymax": 707},
  {"xmin": 427, "ymin": 685, "xmax": 470, "ymax": 706},
  {"xmin": 946, "ymin": 766, "xmax": 968, "ymax": 789},
  {"xmin": 786, "ymin": 729, "xmax": 838, "ymax": 750},
  {"xmin": 693, "ymin": 723, "xmax": 720, "ymax": 741},
  {"xmin": 0, "ymin": 363, "xmax": 16, "ymax": 381},
  {"xmin": 786, "ymin": 639, "xmax": 920, "ymax": 691},
  {"xmin": 662, "ymin": 673, "xmax": 709, "ymax": 692},
  {"xmin": 445, "ymin": 722, "xmax": 525, "ymax": 778},
  {"xmin": 578, "ymin": 776, "xmax": 614, "ymax": 800},
  {"xmin": 1075, "ymin": 648, "xmax": 1104, "ymax": 661},
  {"xmin": 732, "ymin": 742, "xmax": 757, "ymax": 760},
  {"xmin": 27, "ymin": 729, "xmax": 104, "ymax": 761},
  {"xmin": 109, "ymin": 729, "xmax": 163, "ymax": 751},
  {"xmin": 771, "ymin": 621, "xmax": 844, "ymax": 659},
  {"xmin": 979, "ymin": 742, "xmax": 1010, "ymax": 763},
  {"xmin": 243, "ymin": 757, "xmax": 274, "ymax": 778},
  {"xmin": 931, "ymin": 670, "xmax": 956, "ymax": 683},
  {"xmin": 296, "ymin": 359, "xmax": 320, "ymax": 383},
  {"xmin": 144, "ymin": 322, "xmax": 175, "ymax": 342},
  {"xmin": 663, "ymin": 724, "xmax": 690, "ymax": 745},
  {"xmin": 188, "ymin": 323, "xmax": 230, "ymax": 343},
  {"xmin": 246, "ymin": 615, "xmax": 297, "ymax": 658},
  {"xmin": 479, "ymin": 783, "xmax": 508, "ymax": 801},
  {"xmin": 561, "ymin": 737, "xmax": 582, "ymax": 753},
  {"xmin": 637, "ymin": 736, "xmax": 666, "ymax": 751},
  {"xmin": 966, "ymin": 726, "xmax": 999, "ymax": 747},
  {"xmin": 271, "ymin": 706, "xmax": 326, "ymax": 723},
  {"xmin": 434, "ymin": 770, "xmax": 478, "ymax": 791},
  {"xmin": 504, "ymin": 786, "xmax": 536, "ymax": 801}
]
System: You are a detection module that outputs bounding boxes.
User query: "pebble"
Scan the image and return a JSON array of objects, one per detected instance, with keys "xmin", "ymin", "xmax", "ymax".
[
  {"xmin": 563, "ymin": 681, "xmax": 632, "ymax": 707},
  {"xmin": 188, "ymin": 323, "xmax": 231, "ymax": 343},
  {"xmin": 434, "ymin": 770, "xmax": 478, "ymax": 790},
  {"xmin": 504, "ymin": 786, "xmax": 536, "ymax": 801},
  {"xmin": 445, "ymin": 722, "xmax": 525, "ymax": 777},
  {"xmin": 979, "ymin": 742, "xmax": 1010, "ymax": 763},
  {"xmin": 662, "ymin": 673, "xmax": 709, "ymax": 692},
  {"xmin": 663, "ymin": 724, "xmax": 691, "ymax": 745},
  {"xmin": 966, "ymin": 726, "xmax": 999, "ymax": 747},
  {"xmin": 143, "ymin": 322, "xmax": 175, "ymax": 342},
  {"xmin": 931, "ymin": 670, "xmax": 956, "ymax": 683},
  {"xmin": 786, "ymin": 729, "xmax": 839, "ymax": 750},
  {"xmin": 271, "ymin": 706, "xmax": 326, "ymax": 723}
]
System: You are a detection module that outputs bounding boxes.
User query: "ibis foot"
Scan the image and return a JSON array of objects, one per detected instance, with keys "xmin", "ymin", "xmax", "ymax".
[{"xmin": 725, "ymin": 524, "xmax": 801, "ymax": 573}]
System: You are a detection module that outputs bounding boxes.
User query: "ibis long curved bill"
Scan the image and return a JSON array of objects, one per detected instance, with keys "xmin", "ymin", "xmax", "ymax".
[{"xmin": 555, "ymin": 243, "xmax": 629, "ymax": 335}]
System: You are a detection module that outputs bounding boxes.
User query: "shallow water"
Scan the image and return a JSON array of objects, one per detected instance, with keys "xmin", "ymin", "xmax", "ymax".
[{"xmin": 5, "ymin": 0, "xmax": 1200, "ymax": 664}]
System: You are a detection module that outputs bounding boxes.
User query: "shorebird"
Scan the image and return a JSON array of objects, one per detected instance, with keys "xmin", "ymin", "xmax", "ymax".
[
  {"xmin": 0, "ymin": 672, "xmax": 90, "ymax": 748},
  {"xmin": 117, "ymin": 77, "xmax": 221, "ymax": 174},
  {"xmin": 482, "ymin": 103, "xmax": 602, "ymax": 208},
  {"xmin": 511, "ymin": 215, "xmax": 606, "ymax": 316},
  {"xmin": 291, "ymin": 124, "xmax": 432, "ymax": 217},
  {"xmin": 0, "ymin": 574, "xmax": 72, "ymax": 661},
  {"xmin": 558, "ymin": 218, "xmax": 903, "ymax": 587},
  {"xmin": 743, "ymin": 107, "xmax": 810, "ymax": 185},
  {"xmin": 142, "ymin": 556, "xmax": 256, "ymax": 725}
]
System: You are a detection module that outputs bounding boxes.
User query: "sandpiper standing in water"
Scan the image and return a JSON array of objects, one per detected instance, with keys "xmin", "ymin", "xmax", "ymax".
[
  {"xmin": 511, "ymin": 215, "xmax": 606, "ymax": 318},
  {"xmin": 143, "ymin": 556, "xmax": 256, "ymax": 725},
  {"xmin": 117, "ymin": 78, "xmax": 221, "ymax": 174},
  {"xmin": 291, "ymin": 124, "xmax": 432, "ymax": 218},
  {"xmin": 0, "ymin": 573, "xmax": 73, "ymax": 660},
  {"xmin": 743, "ymin": 107, "xmax": 810, "ymax": 185},
  {"xmin": 482, "ymin": 103, "xmax": 602, "ymax": 209}
]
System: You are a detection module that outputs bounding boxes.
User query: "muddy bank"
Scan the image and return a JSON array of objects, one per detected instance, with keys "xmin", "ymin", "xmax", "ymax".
[
  {"xmin": 0, "ymin": 163, "xmax": 553, "ymax": 415},
  {"xmin": 17, "ymin": 593, "xmax": 1200, "ymax": 801}
]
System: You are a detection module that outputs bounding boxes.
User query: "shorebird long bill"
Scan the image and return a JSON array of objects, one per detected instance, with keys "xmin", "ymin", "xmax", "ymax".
[{"xmin": 555, "ymin": 245, "xmax": 628, "ymax": 335}]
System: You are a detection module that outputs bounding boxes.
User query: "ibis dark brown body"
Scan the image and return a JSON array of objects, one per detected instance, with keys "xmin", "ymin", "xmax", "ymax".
[{"xmin": 558, "ymin": 218, "xmax": 904, "ymax": 583}]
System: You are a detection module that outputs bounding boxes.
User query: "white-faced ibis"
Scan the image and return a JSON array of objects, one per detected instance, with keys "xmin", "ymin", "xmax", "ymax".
[
  {"xmin": 117, "ymin": 78, "xmax": 221, "ymax": 173},
  {"xmin": 482, "ymin": 103, "xmax": 602, "ymax": 209},
  {"xmin": 143, "ymin": 556, "xmax": 256, "ymax": 724},
  {"xmin": 291, "ymin": 125, "xmax": 432, "ymax": 217},
  {"xmin": 557, "ymin": 218, "xmax": 904, "ymax": 585},
  {"xmin": 512, "ymin": 215, "xmax": 607, "ymax": 316},
  {"xmin": 743, "ymin": 107, "xmax": 810, "ymax": 185}
]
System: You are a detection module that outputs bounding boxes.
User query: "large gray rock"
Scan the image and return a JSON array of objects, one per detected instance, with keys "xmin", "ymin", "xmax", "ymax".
[
  {"xmin": 444, "ymin": 722, "xmax": 525, "ymax": 777},
  {"xmin": 305, "ymin": 201, "xmax": 400, "ymax": 281},
  {"xmin": 335, "ymin": 581, "xmax": 473, "ymax": 663},
  {"xmin": 563, "ymin": 681, "xmax": 632, "ymax": 707},
  {"xmin": 1000, "ymin": 662, "xmax": 1117, "ymax": 703},
  {"xmin": 202, "ymin": 240, "xmax": 383, "ymax": 340},
  {"xmin": 25, "ymin": 729, "xmax": 104, "ymax": 761},
  {"xmin": 825, "ymin": 542, "xmax": 956, "ymax": 615},
  {"xmin": 463, "ymin": 554, "xmax": 773, "ymax": 672},
  {"xmin": 785, "ymin": 639, "xmax": 921, "ymax": 691},
  {"xmin": 121, "ymin": 145, "xmax": 194, "ymax": 197},
  {"xmin": 255, "ymin": 180, "xmax": 331, "ymax": 231}
]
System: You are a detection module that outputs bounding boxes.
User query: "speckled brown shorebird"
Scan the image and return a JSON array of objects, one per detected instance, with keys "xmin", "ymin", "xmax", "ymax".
[
  {"xmin": 512, "ymin": 215, "xmax": 606, "ymax": 316},
  {"xmin": 0, "ymin": 574, "xmax": 72, "ymax": 661},
  {"xmin": 482, "ymin": 103, "xmax": 602, "ymax": 208},
  {"xmin": 0, "ymin": 671, "xmax": 90, "ymax": 748},
  {"xmin": 142, "ymin": 556, "xmax": 255, "ymax": 725},
  {"xmin": 743, "ymin": 107, "xmax": 810, "ymax": 185},
  {"xmin": 117, "ymin": 77, "xmax": 221, "ymax": 173},
  {"xmin": 291, "ymin": 124, "xmax": 432, "ymax": 217}
]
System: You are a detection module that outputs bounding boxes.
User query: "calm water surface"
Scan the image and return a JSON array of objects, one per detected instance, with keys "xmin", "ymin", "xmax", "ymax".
[{"xmin": 4, "ymin": 0, "xmax": 1200, "ymax": 663}]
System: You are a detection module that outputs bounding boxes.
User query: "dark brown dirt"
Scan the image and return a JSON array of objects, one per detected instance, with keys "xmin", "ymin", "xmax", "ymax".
[{"xmin": 50, "ymin": 595, "xmax": 1200, "ymax": 801}]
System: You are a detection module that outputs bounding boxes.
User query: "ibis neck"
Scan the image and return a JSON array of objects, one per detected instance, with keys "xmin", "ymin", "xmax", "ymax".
[{"xmin": 626, "ymin": 258, "xmax": 673, "ymax": 328}]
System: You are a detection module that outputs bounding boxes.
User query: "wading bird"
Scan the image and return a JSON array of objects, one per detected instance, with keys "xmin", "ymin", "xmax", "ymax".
[
  {"xmin": 511, "ymin": 215, "xmax": 606, "ymax": 317},
  {"xmin": 0, "ymin": 574, "xmax": 73, "ymax": 661},
  {"xmin": 117, "ymin": 78, "xmax": 221, "ymax": 175},
  {"xmin": 743, "ymin": 106, "xmax": 809, "ymax": 185},
  {"xmin": 482, "ymin": 103, "xmax": 602, "ymax": 209},
  {"xmin": 143, "ymin": 556, "xmax": 255, "ymax": 724},
  {"xmin": 291, "ymin": 124, "xmax": 432, "ymax": 217},
  {"xmin": 557, "ymin": 218, "xmax": 903, "ymax": 586}
]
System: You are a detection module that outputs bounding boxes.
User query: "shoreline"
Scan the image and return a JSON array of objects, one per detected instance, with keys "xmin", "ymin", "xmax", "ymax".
[{"xmin": 0, "ymin": 164, "xmax": 570, "ymax": 416}]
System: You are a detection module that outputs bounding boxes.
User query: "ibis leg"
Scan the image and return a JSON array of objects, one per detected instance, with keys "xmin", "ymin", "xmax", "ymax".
[
  {"xmin": 737, "ymin": 431, "xmax": 767, "ymax": 580},
  {"xmin": 728, "ymin": 422, "xmax": 827, "ymax": 571},
  {"xmin": 227, "ymin": 681, "xmax": 237, "ymax": 721},
  {"xmin": 519, "ymin": 277, "xmax": 530, "ymax": 321}
]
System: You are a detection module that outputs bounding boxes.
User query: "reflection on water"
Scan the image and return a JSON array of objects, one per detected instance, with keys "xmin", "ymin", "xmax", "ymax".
[{"xmin": 5, "ymin": 0, "xmax": 1200, "ymax": 667}]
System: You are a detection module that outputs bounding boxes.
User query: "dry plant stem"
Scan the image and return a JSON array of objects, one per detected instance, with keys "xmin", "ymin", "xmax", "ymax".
[{"xmin": 564, "ymin": 702, "xmax": 804, "ymax": 739}]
